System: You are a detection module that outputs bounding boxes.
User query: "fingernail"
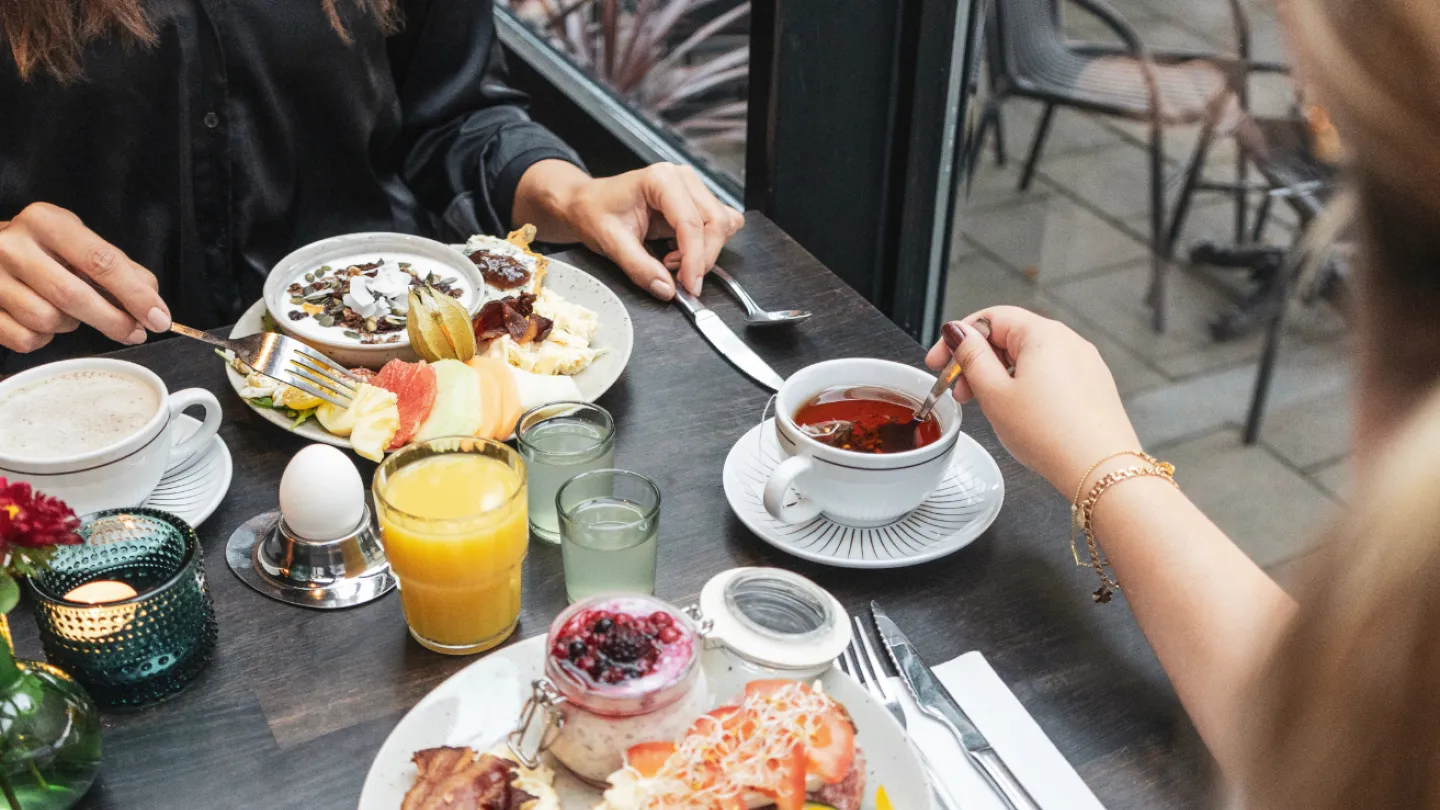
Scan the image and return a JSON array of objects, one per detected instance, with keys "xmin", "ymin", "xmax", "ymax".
[
  {"xmin": 146, "ymin": 307, "xmax": 171, "ymax": 332},
  {"xmin": 649, "ymin": 279, "xmax": 675, "ymax": 301},
  {"xmin": 687, "ymin": 278, "xmax": 702, "ymax": 297},
  {"xmin": 124, "ymin": 328, "xmax": 146, "ymax": 345}
]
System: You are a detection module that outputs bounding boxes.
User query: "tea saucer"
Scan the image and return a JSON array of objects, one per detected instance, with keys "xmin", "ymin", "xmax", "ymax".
[
  {"xmin": 142, "ymin": 414, "xmax": 233, "ymax": 527},
  {"xmin": 722, "ymin": 419, "xmax": 1004, "ymax": 569}
]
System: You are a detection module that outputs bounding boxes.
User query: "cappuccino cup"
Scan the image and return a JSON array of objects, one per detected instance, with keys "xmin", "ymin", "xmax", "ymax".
[
  {"xmin": 762, "ymin": 358, "xmax": 960, "ymax": 527},
  {"xmin": 0, "ymin": 358, "xmax": 223, "ymax": 515}
]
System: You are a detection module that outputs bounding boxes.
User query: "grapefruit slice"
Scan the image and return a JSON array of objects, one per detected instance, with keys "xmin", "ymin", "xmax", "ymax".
[{"xmin": 372, "ymin": 359, "xmax": 438, "ymax": 449}]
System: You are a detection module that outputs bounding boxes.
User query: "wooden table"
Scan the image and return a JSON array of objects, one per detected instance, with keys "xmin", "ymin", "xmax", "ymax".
[{"xmin": 9, "ymin": 215, "xmax": 1210, "ymax": 809}]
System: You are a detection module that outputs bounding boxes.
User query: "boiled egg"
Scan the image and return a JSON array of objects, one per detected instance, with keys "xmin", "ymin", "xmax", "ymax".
[{"xmin": 279, "ymin": 444, "xmax": 366, "ymax": 540}]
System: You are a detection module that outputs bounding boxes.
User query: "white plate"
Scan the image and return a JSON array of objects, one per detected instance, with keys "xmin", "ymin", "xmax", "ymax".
[
  {"xmin": 142, "ymin": 414, "xmax": 232, "ymax": 527},
  {"xmin": 723, "ymin": 420, "xmax": 1004, "ymax": 569},
  {"xmin": 358, "ymin": 635, "xmax": 933, "ymax": 810},
  {"xmin": 224, "ymin": 258, "xmax": 634, "ymax": 449}
]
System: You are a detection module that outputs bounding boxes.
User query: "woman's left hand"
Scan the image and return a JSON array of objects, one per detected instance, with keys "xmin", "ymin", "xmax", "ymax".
[{"xmin": 514, "ymin": 160, "xmax": 744, "ymax": 301}]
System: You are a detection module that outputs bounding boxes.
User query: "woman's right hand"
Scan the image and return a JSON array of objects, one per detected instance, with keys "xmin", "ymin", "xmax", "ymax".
[
  {"xmin": 0, "ymin": 203, "xmax": 170, "ymax": 353},
  {"xmin": 927, "ymin": 305, "xmax": 1142, "ymax": 495}
]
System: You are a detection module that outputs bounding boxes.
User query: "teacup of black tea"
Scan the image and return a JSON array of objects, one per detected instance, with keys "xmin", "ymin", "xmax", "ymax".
[{"xmin": 764, "ymin": 359, "xmax": 960, "ymax": 526}]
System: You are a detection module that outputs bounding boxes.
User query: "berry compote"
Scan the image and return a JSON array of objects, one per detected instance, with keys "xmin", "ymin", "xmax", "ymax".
[{"xmin": 542, "ymin": 595, "xmax": 706, "ymax": 786}]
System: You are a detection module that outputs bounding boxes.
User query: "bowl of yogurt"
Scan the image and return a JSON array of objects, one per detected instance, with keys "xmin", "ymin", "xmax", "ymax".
[
  {"xmin": 540, "ymin": 595, "xmax": 707, "ymax": 787},
  {"xmin": 263, "ymin": 232, "xmax": 484, "ymax": 369}
]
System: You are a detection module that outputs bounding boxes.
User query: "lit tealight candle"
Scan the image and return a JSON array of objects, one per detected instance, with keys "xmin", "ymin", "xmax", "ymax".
[{"xmin": 63, "ymin": 580, "xmax": 140, "ymax": 605}]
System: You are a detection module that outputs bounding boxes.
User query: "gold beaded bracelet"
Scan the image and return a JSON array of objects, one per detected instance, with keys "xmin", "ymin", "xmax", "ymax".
[{"xmin": 1071, "ymin": 454, "xmax": 1177, "ymax": 603}]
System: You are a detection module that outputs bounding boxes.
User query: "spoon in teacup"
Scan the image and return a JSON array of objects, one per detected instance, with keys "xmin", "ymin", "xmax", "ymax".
[{"xmin": 800, "ymin": 318, "xmax": 992, "ymax": 447}]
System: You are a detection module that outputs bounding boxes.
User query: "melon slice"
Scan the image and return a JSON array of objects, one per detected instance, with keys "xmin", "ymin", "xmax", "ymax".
[
  {"xmin": 413, "ymin": 359, "xmax": 483, "ymax": 443},
  {"xmin": 467, "ymin": 356, "xmax": 524, "ymax": 440},
  {"xmin": 373, "ymin": 359, "xmax": 438, "ymax": 450}
]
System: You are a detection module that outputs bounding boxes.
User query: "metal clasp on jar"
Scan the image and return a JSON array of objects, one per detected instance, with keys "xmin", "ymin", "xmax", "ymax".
[
  {"xmin": 682, "ymin": 604, "xmax": 714, "ymax": 637},
  {"xmin": 507, "ymin": 679, "xmax": 567, "ymax": 769}
]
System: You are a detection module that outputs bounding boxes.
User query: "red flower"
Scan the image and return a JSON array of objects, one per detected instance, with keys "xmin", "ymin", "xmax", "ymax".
[{"xmin": 0, "ymin": 479, "xmax": 81, "ymax": 550}]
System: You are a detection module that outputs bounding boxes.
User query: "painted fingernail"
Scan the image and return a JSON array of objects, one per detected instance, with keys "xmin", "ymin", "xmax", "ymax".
[
  {"xmin": 649, "ymin": 279, "xmax": 675, "ymax": 300},
  {"xmin": 146, "ymin": 307, "xmax": 171, "ymax": 332},
  {"xmin": 124, "ymin": 328, "xmax": 147, "ymax": 345}
]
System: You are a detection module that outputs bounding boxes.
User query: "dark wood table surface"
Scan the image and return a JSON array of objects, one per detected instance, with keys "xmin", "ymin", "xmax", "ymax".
[{"xmin": 9, "ymin": 214, "xmax": 1211, "ymax": 809}]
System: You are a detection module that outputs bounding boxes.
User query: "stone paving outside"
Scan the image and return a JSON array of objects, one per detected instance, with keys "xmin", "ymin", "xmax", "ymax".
[{"xmin": 946, "ymin": 0, "xmax": 1347, "ymax": 573}]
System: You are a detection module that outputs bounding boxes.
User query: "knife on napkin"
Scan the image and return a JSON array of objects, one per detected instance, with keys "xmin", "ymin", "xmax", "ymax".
[
  {"xmin": 873, "ymin": 601, "xmax": 1042, "ymax": 810},
  {"xmin": 673, "ymin": 286, "xmax": 786, "ymax": 391}
]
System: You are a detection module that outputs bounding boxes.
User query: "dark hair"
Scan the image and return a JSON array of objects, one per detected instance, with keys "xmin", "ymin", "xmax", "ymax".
[{"xmin": 0, "ymin": 0, "xmax": 398, "ymax": 82}]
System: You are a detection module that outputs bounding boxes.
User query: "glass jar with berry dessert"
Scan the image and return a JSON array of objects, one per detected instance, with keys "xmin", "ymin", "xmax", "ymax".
[{"xmin": 513, "ymin": 595, "xmax": 708, "ymax": 786}]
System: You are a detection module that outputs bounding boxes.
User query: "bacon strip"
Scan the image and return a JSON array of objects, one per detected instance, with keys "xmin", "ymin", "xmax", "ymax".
[{"xmin": 401, "ymin": 747, "xmax": 536, "ymax": 810}]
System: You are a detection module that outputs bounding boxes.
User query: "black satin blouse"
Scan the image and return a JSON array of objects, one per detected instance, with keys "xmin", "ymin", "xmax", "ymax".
[{"xmin": 0, "ymin": 0, "xmax": 583, "ymax": 372}]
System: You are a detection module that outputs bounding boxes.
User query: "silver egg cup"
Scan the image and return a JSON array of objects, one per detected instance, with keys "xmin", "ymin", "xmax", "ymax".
[{"xmin": 225, "ymin": 504, "xmax": 395, "ymax": 609}]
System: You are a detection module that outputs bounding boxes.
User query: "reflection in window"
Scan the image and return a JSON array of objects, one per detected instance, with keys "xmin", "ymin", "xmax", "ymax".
[{"xmin": 504, "ymin": 0, "xmax": 750, "ymax": 185}]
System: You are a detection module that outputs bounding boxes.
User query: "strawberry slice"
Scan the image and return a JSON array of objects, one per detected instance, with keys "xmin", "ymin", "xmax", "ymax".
[
  {"xmin": 807, "ymin": 704, "xmax": 857, "ymax": 784},
  {"xmin": 754, "ymin": 744, "xmax": 807, "ymax": 810},
  {"xmin": 624, "ymin": 741, "xmax": 676, "ymax": 778}
]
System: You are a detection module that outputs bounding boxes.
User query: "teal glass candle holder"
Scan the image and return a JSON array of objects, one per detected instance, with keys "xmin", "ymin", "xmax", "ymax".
[{"xmin": 28, "ymin": 508, "xmax": 218, "ymax": 709}]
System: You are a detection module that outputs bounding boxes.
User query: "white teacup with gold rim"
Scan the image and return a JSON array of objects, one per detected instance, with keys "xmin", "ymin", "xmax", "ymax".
[
  {"xmin": 0, "ymin": 358, "xmax": 223, "ymax": 515},
  {"xmin": 762, "ymin": 358, "xmax": 961, "ymax": 527}
]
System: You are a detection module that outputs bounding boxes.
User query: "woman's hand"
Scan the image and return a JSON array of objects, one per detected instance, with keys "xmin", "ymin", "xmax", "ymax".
[
  {"xmin": 513, "ymin": 160, "xmax": 744, "ymax": 301},
  {"xmin": 0, "ymin": 203, "xmax": 170, "ymax": 353},
  {"xmin": 928, "ymin": 305, "xmax": 1141, "ymax": 494}
]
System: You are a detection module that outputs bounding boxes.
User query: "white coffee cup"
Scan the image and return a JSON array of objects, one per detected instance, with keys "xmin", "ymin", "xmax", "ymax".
[
  {"xmin": 0, "ymin": 358, "xmax": 223, "ymax": 515},
  {"xmin": 762, "ymin": 358, "xmax": 961, "ymax": 527}
]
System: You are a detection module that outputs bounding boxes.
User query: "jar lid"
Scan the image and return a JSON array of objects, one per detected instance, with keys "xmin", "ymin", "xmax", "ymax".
[{"xmin": 699, "ymin": 567, "xmax": 850, "ymax": 672}]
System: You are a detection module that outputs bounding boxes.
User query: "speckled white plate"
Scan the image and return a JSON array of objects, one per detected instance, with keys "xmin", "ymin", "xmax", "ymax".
[
  {"xmin": 223, "ymin": 257, "xmax": 634, "ymax": 449},
  {"xmin": 358, "ymin": 634, "xmax": 933, "ymax": 810}
]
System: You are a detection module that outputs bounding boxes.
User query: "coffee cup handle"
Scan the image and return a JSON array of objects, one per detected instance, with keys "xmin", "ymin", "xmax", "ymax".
[
  {"xmin": 168, "ymin": 388, "xmax": 223, "ymax": 463},
  {"xmin": 763, "ymin": 456, "xmax": 822, "ymax": 524}
]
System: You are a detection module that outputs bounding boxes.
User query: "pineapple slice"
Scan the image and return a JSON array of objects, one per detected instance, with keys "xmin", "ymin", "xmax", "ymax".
[{"xmin": 316, "ymin": 382, "xmax": 399, "ymax": 457}]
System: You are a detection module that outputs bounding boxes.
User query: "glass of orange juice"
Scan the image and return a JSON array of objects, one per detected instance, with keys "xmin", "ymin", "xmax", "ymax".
[{"xmin": 372, "ymin": 437, "xmax": 528, "ymax": 654}]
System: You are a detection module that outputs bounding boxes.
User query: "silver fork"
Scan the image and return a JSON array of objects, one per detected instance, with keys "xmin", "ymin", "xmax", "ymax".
[
  {"xmin": 840, "ymin": 615, "xmax": 965, "ymax": 810},
  {"xmin": 169, "ymin": 323, "xmax": 360, "ymax": 409}
]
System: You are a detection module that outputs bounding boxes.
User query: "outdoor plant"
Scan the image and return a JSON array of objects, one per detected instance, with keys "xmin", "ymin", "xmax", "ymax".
[{"xmin": 506, "ymin": 0, "xmax": 750, "ymax": 147}]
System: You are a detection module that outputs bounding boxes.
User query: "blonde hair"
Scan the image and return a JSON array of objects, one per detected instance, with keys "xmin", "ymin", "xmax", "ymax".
[
  {"xmin": 1240, "ymin": 383, "xmax": 1440, "ymax": 808},
  {"xmin": 1237, "ymin": 1, "xmax": 1440, "ymax": 807}
]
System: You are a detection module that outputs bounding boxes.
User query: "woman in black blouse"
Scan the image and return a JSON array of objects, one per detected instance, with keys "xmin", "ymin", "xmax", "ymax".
[{"xmin": 0, "ymin": 0, "xmax": 743, "ymax": 370}]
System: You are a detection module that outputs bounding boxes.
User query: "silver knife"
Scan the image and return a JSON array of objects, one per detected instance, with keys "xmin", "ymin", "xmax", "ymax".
[
  {"xmin": 673, "ymin": 286, "xmax": 786, "ymax": 391},
  {"xmin": 872, "ymin": 601, "xmax": 1041, "ymax": 810}
]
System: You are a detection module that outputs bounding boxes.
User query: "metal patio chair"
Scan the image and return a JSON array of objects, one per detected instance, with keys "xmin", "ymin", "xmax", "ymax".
[{"xmin": 975, "ymin": 0, "xmax": 1246, "ymax": 332}]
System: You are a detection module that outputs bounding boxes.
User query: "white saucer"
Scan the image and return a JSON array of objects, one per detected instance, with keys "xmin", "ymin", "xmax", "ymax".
[
  {"xmin": 722, "ymin": 419, "xmax": 1005, "ymax": 569},
  {"xmin": 142, "ymin": 414, "xmax": 233, "ymax": 527}
]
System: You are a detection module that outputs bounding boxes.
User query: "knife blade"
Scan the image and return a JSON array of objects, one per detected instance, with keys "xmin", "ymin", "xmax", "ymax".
[
  {"xmin": 871, "ymin": 601, "xmax": 1041, "ymax": 810},
  {"xmin": 673, "ymin": 286, "xmax": 786, "ymax": 391}
]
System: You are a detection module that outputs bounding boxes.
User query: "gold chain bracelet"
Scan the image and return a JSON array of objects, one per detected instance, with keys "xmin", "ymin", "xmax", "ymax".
[
  {"xmin": 1074, "ymin": 458, "xmax": 1177, "ymax": 603},
  {"xmin": 1068, "ymin": 450, "xmax": 1163, "ymax": 566}
]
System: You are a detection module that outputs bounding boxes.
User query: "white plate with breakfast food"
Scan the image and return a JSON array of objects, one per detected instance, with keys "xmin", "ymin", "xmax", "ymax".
[
  {"xmin": 359, "ymin": 595, "xmax": 931, "ymax": 810},
  {"xmin": 222, "ymin": 229, "xmax": 633, "ymax": 459}
]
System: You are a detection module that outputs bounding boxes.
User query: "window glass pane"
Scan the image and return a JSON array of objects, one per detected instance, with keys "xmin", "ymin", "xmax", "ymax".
[{"xmin": 503, "ymin": 0, "xmax": 750, "ymax": 186}]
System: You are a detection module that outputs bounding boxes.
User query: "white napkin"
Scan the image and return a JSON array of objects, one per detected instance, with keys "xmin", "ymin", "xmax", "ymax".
[{"xmin": 894, "ymin": 652, "xmax": 1106, "ymax": 810}]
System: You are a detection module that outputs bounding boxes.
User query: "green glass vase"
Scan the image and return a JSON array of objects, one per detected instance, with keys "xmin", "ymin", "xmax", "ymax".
[{"xmin": 0, "ymin": 618, "xmax": 101, "ymax": 810}]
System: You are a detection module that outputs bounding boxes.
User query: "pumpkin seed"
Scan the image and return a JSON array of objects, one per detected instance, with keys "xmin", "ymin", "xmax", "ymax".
[
  {"xmin": 316, "ymin": 314, "xmax": 335, "ymax": 327},
  {"xmin": 343, "ymin": 330, "xmax": 362, "ymax": 340}
]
